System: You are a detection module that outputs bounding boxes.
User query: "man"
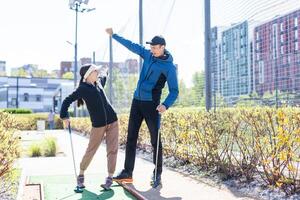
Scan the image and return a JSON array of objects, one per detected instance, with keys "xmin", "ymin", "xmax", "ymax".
[
  {"xmin": 106, "ymin": 28, "xmax": 178, "ymax": 185},
  {"xmin": 48, "ymin": 109, "xmax": 55, "ymax": 130}
]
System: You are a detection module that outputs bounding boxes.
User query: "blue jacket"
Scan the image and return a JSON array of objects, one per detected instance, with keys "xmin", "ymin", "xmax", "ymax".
[{"xmin": 112, "ymin": 34, "xmax": 179, "ymax": 109}]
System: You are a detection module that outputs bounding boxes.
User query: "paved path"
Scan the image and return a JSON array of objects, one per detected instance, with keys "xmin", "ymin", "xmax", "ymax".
[{"xmin": 17, "ymin": 130, "xmax": 256, "ymax": 200}]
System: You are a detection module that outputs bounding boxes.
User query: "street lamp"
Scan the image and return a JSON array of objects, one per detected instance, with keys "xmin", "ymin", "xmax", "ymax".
[{"xmin": 68, "ymin": 0, "xmax": 95, "ymax": 117}]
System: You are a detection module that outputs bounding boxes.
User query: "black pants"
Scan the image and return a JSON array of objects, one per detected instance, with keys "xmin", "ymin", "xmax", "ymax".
[{"xmin": 124, "ymin": 99, "xmax": 162, "ymax": 175}]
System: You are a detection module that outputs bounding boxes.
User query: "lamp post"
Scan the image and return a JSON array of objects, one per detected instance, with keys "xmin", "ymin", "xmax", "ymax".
[
  {"xmin": 69, "ymin": 0, "xmax": 95, "ymax": 116},
  {"xmin": 204, "ymin": 0, "xmax": 212, "ymax": 111},
  {"xmin": 139, "ymin": 0, "xmax": 143, "ymax": 72}
]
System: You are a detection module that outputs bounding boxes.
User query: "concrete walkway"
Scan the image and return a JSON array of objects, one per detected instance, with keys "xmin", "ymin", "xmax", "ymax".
[{"xmin": 17, "ymin": 130, "xmax": 256, "ymax": 200}]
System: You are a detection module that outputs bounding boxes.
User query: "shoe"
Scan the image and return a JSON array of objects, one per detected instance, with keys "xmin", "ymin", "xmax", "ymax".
[
  {"xmin": 77, "ymin": 175, "xmax": 85, "ymax": 189},
  {"xmin": 113, "ymin": 169, "xmax": 133, "ymax": 183},
  {"xmin": 100, "ymin": 177, "xmax": 113, "ymax": 190}
]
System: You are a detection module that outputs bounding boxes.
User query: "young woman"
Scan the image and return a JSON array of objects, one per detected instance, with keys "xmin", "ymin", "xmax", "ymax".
[{"xmin": 60, "ymin": 64, "xmax": 119, "ymax": 190}]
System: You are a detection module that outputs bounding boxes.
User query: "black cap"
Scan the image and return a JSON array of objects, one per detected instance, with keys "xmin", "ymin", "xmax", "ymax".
[{"xmin": 146, "ymin": 36, "xmax": 166, "ymax": 46}]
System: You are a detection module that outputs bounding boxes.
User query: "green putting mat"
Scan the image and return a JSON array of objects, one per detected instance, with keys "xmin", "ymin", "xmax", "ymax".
[{"xmin": 29, "ymin": 174, "xmax": 137, "ymax": 200}]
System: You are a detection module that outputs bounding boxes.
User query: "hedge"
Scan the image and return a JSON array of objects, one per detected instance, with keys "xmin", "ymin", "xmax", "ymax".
[
  {"xmin": 69, "ymin": 107, "xmax": 300, "ymax": 195},
  {"xmin": 0, "ymin": 112, "xmax": 20, "ymax": 195},
  {"xmin": 1, "ymin": 108, "xmax": 32, "ymax": 114}
]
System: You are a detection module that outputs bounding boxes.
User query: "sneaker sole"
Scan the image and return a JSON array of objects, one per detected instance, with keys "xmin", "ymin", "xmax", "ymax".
[
  {"xmin": 113, "ymin": 178, "xmax": 133, "ymax": 183},
  {"xmin": 100, "ymin": 184, "xmax": 111, "ymax": 191}
]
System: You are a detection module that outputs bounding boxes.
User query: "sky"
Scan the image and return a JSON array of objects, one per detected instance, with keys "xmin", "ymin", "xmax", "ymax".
[{"xmin": 0, "ymin": 0, "xmax": 299, "ymax": 86}]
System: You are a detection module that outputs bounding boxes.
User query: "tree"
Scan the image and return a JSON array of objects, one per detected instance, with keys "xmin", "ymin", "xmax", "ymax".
[
  {"xmin": 190, "ymin": 71, "xmax": 205, "ymax": 106},
  {"xmin": 11, "ymin": 68, "xmax": 29, "ymax": 77},
  {"xmin": 263, "ymin": 91, "xmax": 274, "ymax": 99},
  {"xmin": 175, "ymin": 79, "xmax": 194, "ymax": 106},
  {"xmin": 0, "ymin": 71, "xmax": 6, "ymax": 76},
  {"xmin": 62, "ymin": 72, "xmax": 74, "ymax": 79},
  {"xmin": 32, "ymin": 69, "xmax": 48, "ymax": 78},
  {"xmin": 111, "ymin": 68, "xmax": 125, "ymax": 108},
  {"xmin": 236, "ymin": 94, "xmax": 257, "ymax": 107},
  {"xmin": 49, "ymin": 71, "xmax": 59, "ymax": 78}
]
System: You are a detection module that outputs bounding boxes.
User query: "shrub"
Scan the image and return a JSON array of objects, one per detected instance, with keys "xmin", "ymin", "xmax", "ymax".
[
  {"xmin": 28, "ymin": 137, "xmax": 57, "ymax": 157},
  {"xmin": 43, "ymin": 137, "xmax": 57, "ymax": 157},
  {"xmin": 69, "ymin": 107, "xmax": 300, "ymax": 195},
  {"xmin": 2, "ymin": 108, "xmax": 32, "ymax": 114},
  {"xmin": 241, "ymin": 108, "xmax": 300, "ymax": 195},
  {"xmin": 0, "ymin": 112, "xmax": 20, "ymax": 195},
  {"xmin": 13, "ymin": 114, "xmax": 63, "ymax": 130},
  {"xmin": 28, "ymin": 143, "xmax": 42, "ymax": 157},
  {"xmin": 0, "ymin": 169, "xmax": 21, "ymax": 199}
]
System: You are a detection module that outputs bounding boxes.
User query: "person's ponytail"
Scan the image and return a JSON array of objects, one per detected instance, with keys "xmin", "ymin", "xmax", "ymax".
[{"xmin": 77, "ymin": 76, "xmax": 84, "ymax": 107}]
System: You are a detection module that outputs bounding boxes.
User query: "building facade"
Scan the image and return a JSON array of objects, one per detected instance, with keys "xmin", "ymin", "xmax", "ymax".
[
  {"xmin": 254, "ymin": 9, "xmax": 300, "ymax": 95},
  {"xmin": 211, "ymin": 27, "xmax": 219, "ymax": 94},
  {"xmin": 220, "ymin": 21, "xmax": 252, "ymax": 98},
  {"xmin": 60, "ymin": 61, "xmax": 73, "ymax": 77},
  {"xmin": 0, "ymin": 76, "xmax": 73, "ymax": 112}
]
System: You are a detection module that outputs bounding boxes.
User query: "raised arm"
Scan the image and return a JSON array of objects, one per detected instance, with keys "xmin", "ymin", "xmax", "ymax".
[{"xmin": 106, "ymin": 28, "xmax": 148, "ymax": 58}]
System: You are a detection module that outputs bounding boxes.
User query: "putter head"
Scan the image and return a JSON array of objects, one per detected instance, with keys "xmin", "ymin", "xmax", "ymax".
[
  {"xmin": 74, "ymin": 186, "xmax": 84, "ymax": 193},
  {"xmin": 152, "ymin": 180, "xmax": 160, "ymax": 188}
]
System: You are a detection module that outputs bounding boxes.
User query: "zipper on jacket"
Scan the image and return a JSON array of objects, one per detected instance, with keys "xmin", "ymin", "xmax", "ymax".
[
  {"xmin": 145, "ymin": 71, "xmax": 153, "ymax": 80},
  {"xmin": 96, "ymin": 85, "xmax": 108, "ymax": 126},
  {"xmin": 139, "ymin": 60, "xmax": 156, "ymax": 99}
]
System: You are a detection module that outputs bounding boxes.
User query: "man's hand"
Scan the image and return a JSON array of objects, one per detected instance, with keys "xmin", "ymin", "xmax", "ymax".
[
  {"xmin": 63, "ymin": 118, "xmax": 70, "ymax": 128},
  {"xmin": 105, "ymin": 28, "xmax": 113, "ymax": 36},
  {"xmin": 156, "ymin": 104, "xmax": 167, "ymax": 114}
]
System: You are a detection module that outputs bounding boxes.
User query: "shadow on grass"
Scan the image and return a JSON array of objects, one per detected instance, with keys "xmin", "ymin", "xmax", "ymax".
[
  {"xmin": 78, "ymin": 187, "xmax": 136, "ymax": 200},
  {"xmin": 111, "ymin": 185, "xmax": 137, "ymax": 200},
  {"xmin": 79, "ymin": 189, "xmax": 114, "ymax": 200},
  {"xmin": 117, "ymin": 183, "xmax": 182, "ymax": 200}
]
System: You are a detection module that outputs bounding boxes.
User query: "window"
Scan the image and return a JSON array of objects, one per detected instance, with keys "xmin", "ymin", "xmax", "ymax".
[
  {"xmin": 296, "ymin": 42, "xmax": 298, "ymax": 51},
  {"xmin": 36, "ymin": 95, "xmax": 41, "ymax": 102},
  {"xmin": 11, "ymin": 98, "xmax": 16, "ymax": 106},
  {"xmin": 224, "ymin": 60, "xmax": 229, "ymax": 80},
  {"xmin": 259, "ymin": 61, "xmax": 264, "ymax": 84},
  {"xmin": 241, "ymin": 47, "xmax": 244, "ymax": 57},
  {"xmin": 281, "ymin": 34, "xmax": 284, "ymax": 43},
  {"xmin": 24, "ymin": 93, "xmax": 29, "ymax": 102},
  {"xmin": 295, "ymin": 29, "xmax": 298, "ymax": 40},
  {"xmin": 280, "ymin": 23, "xmax": 284, "ymax": 32},
  {"xmin": 281, "ymin": 46, "xmax": 284, "ymax": 55},
  {"xmin": 272, "ymin": 24, "xmax": 278, "ymax": 59},
  {"xmin": 240, "ymin": 65, "xmax": 247, "ymax": 75},
  {"xmin": 256, "ymin": 31, "xmax": 259, "ymax": 40},
  {"xmin": 223, "ymin": 42, "xmax": 226, "ymax": 51},
  {"xmin": 241, "ymin": 38, "xmax": 244, "ymax": 46},
  {"xmin": 295, "ymin": 17, "xmax": 298, "ymax": 27}
]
